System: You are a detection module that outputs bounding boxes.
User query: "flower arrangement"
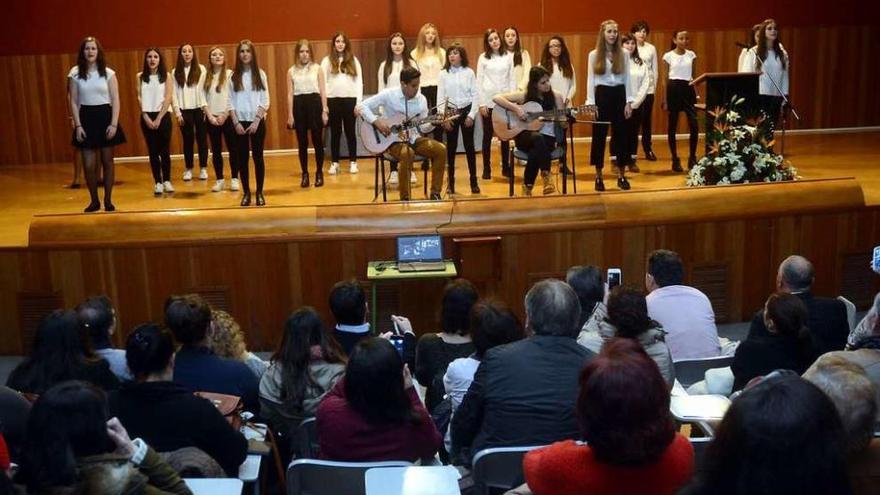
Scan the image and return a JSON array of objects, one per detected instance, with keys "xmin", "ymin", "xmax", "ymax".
[{"xmin": 686, "ymin": 96, "xmax": 798, "ymax": 187}]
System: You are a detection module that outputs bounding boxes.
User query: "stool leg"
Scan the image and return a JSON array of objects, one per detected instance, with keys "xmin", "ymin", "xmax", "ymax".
[
  {"xmin": 381, "ymin": 157, "xmax": 387, "ymax": 202},
  {"xmin": 373, "ymin": 155, "xmax": 379, "ymax": 201},
  {"xmin": 423, "ymin": 160, "xmax": 428, "ymax": 197},
  {"xmin": 561, "ymin": 155, "xmax": 568, "ymax": 195},
  {"xmin": 509, "ymin": 149, "xmax": 515, "ymax": 197},
  {"xmin": 570, "ymin": 126, "xmax": 577, "ymax": 194}
]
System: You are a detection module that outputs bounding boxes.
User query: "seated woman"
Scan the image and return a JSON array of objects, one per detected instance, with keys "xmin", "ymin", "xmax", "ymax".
[
  {"xmin": 680, "ymin": 373, "xmax": 851, "ymax": 495},
  {"xmin": 208, "ymin": 309, "xmax": 268, "ymax": 379},
  {"xmin": 108, "ymin": 323, "xmax": 248, "ymax": 477},
  {"xmin": 7, "ymin": 309, "xmax": 119, "ymax": 395},
  {"xmin": 512, "ymin": 338, "xmax": 693, "ymax": 495},
  {"xmin": 18, "ymin": 380, "xmax": 191, "ymax": 494},
  {"xmin": 567, "ymin": 265, "xmax": 615, "ymax": 345},
  {"xmin": 492, "ymin": 66, "xmax": 565, "ymax": 196},
  {"xmin": 259, "ymin": 307, "xmax": 346, "ymax": 439},
  {"xmin": 316, "ymin": 337, "xmax": 442, "ymax": 462},
  {"xmin": 605, "ymin": 286, "xmax": 674, "ymax": 386},
  {"xmin": 732, "ymin": 292, "xmax": 813, "ymax": 391}
]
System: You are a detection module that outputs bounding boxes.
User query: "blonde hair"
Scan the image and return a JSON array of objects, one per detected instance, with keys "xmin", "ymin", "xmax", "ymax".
[
  {"xmin": 203, "ymin": 46, "xmax": 228, "ymax": 93},
  {"xmin": 208, "ymin": 310, "xmax": 248, "ymax": 361},
  {"xmin": 294, "ymin": 39, "xmax": 314, "ymax": 66},
  {"xmin": 593, "ymin": 20, "xmax": 625, "ymax": 75},
  {"xmin": 414, "ymin": 23, "xmax": 443, "ymax": 64}
]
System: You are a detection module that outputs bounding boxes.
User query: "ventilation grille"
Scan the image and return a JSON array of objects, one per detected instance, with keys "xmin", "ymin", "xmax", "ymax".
[
  {"xmin": 690, "ymin": 263, "xmax": 730, "ymax": 324},
  {"xmin": 17, "ymin": 291, "xmax": 64, "ymax": 353},
  {"xmin": 182, "ymin": 287, "xmax": 230, "ymax": 312},
  {"xmin": 840, "ymin": 253, "xmax": 875, "ymax": 310}
]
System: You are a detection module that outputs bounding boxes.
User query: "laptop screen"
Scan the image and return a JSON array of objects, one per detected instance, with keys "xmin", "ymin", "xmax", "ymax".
[{"xmin": 397, "ymin": 235, "xmax": 443, "ymax": 263}]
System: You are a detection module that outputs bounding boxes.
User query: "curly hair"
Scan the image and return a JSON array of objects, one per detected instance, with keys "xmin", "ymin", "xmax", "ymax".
[{"xmin": 208, "ymin": 310, "xmax": 248, "ymax": 361}]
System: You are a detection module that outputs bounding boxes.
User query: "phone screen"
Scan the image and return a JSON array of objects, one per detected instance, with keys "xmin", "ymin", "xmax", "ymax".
[
  {"xmin": 873, "ymin": 246, "xmax": 880, "ymax": 273},
  {"xmin": 607, "ymin": 270, "xmax": 622, "ymax": 290},
  {"xmin": 389, "ymin": 335, "xmax": 405, "ymax": 356}
]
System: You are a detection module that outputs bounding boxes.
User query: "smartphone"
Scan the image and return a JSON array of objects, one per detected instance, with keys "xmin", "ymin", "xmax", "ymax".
[
  {"xmin": 607, "ymin": 268, "xmax": 622, "ymax": 290},
  {"xmin": 873, "ymin": 246, "xmax": 880, "ymax": 273},
  {"xmin": 389, "ymin": 335, "xmax": 405, "ymax": 356}
]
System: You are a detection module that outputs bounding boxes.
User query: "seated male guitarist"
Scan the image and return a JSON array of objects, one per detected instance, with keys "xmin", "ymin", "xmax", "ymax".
[{"xmin": 356, "ymin": 66, "xmax": 447, "ymax": 201}]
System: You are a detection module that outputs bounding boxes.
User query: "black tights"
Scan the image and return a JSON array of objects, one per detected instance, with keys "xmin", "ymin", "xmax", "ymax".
[
  {"xmin": 236, "ymin": 120, "xmax": 266, "ymax": 194},
  {"xmin": 667, "ymin": 107, "xmax": 698, "ymax": 160},
  {"xmin": 207, "ymin": 119, "xmax": 238, "ymax": 180},
  {"xmin": 295, "ymin": 123, "xmax": 324, "ymax": 174},
  {"xmin": 180, "ymin": 108, "xmax": 209, "ymax": 169},
  {"xmin": 445, "ymin": 106, "xmax": 477, "ymax": 184},
  {"xmin": 480, "ymin": 108, "xmax": 510, "ymax": 174},
  {"xmin": 83, "ymin": 147, "xmax": 115, "ymax": 205}
]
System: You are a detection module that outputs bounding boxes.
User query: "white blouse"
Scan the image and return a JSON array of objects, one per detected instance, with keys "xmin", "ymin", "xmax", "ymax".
[
  {"xmin": 229, "ymin": 69, "xmax": 270, "ymax": 122},
  {"xmin": 663, "ymin": 50, "xmax": 697, "ymax": 81},
  {"xmin": 740, "ymin": 45, "xmax": 789, "ymax": 96},
  {"xmin": 586, "ymin": 50, "xmax": 634, "ymax": 105},
  {"xmin": 137, "ymin": 73, "xmax": 168, "ymax": 112},
  {"xmin": 437, "ymin": 65, "xmax": 479, "ymax": 120},
  {"xmin": 289, "ymin": 63, "xmax": 320, "ymax": 95},
  {"xmin": 411, "ymin": 48, "xmax": 445, "ymax": 87},
  {"xmin": 628, "ymin": 59, "xmax": 652, "ymax": 109},
  {"xmin": 549, "ymin": 61, "xmax": 577, "ymax": 104},
  {"xmin": 637, "ymin": 42, "xmax": 658, "ymax": 94},
  {"xmin": 172, "ymin": 64, "xmax": 207, "ymax": 113},
  {"xmin": 511, "ymin": 49, "xmax": 532, "ymax": 91},
  {"xmin": 476, "ymin": 52, "xmax": 515, "ymax": 109},
  {"xmin": 204, "ymin": 69, "xmax": 233, "ymax": 116},
  {"xmin": 378, "ymin": 59, "xmax": 419, "ymax": 92},
  {"xmin": 68, "ymin": 66, "xmax": 115, "ymax": 106},
  {"xmin": 320, "ymin": 56, "xmax": 363, "ymax": 101}
]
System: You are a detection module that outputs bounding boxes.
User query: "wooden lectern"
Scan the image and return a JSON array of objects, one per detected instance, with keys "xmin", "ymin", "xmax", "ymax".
[{"xmin": 691, "ymin": 72, "xmax": 759, "ymax": 150}]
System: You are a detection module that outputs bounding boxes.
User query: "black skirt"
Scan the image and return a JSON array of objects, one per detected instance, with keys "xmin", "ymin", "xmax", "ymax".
[
  {"xmin": 293, "ymin": 93, "xmax": 323, "ymax": 131},
  {"xmin": 72, "ymin": 104, "xmax": 127, "ymax": 149},
  {"xmin": 666, "ymin": 80, "xmax": 696, "ymax": 113}
]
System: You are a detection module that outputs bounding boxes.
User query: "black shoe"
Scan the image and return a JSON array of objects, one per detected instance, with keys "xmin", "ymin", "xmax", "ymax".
[
  {"xmin": 688, "ymin": 156, "xmax": 697, "ymax": 170},
  {"xmin": 470, "ymin": 179, "xmax": 481, "ymax": 194},
  {"xmin": 646, "ymin": 150, "xmax": 657, "ymax": 161},
  {"xmin": 314, "ymin": 171, "xmax": 324, "ymax": 187},
  {"xmin": 240, "ymin": 192, "xmax": 251, "ymax": 207},
  {"xmin": 430, "ymin": 192, "xmax": 442, "ymax": 201},
  {"xmin": 628, "ymin": 162, "xmax": 641, "ymax": 173},
  {"xmin": 70, "ymin": 182, "xmax": 82, "ymax": 189},
  {"xmin": 482, "ymin": 167, "xmax": 491, "ymax": 180},
  {"xmin": 501, "ymin": 167, "xmax": 511, "ymax": 179},
  {"xmin": 671, "ymin": 158, "xmax": 683, "ymax": 172},
  {"xmin": 255, "ymin": 192, "xmax": 266, "ymax": 206},
  {"xmin": 617, "ymin": 176, "xmax": 631, "ymax": 190},
  {"xmin": 300, "ymin": 174, "xmax": 309, "ymax": 188},
  {"xmin": 595, "ymin": 177, "xmax": 605, "ymax": 192},
  {"xmin": 104, "ymin": 202, "xmax": 116, "ymax": 212},
  {"xmin": 84, "ymin": 201, "xmax": 100, "ymax": 213}
]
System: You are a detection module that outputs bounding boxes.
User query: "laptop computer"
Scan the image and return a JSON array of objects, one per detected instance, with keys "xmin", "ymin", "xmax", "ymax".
[{"xmin": 396, "ymin": 235, "xmax": 446, "ymax": 272}]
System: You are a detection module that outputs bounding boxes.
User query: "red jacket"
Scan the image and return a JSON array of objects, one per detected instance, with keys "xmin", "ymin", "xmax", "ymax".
[{"xmin": 316, "ymin": 379, "xmax": 442, "ymax": 462}]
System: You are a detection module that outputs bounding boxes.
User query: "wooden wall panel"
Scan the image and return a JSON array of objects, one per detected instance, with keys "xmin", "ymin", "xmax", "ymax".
[{"xmin": 0, "ymin": 24, "xmax": 877, "ymax": 166}]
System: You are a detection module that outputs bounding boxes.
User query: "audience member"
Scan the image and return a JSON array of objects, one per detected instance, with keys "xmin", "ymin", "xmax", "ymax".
[
  {"xmin": 645, "ymin": 250, "xmax": 721, "ymax": 360},
  {"xmin": 818, "ymin": 336, "xmax": 880, "ymax": 418},
  {"xmin": 208, "ymin": 309, "xmax": 268, "ymax": 379},
  {"xmin": 165, "ymin": 294, "xmax": 259, "ymax": 412},
  {"xmin": 108, "ymin": 323, "xmax": 248, "ymax": 477},
  {"xmin": 7, "ymin": 309, "xmax": 119, "ymax": 395},
  {"xmin": 0, "ymin": 385, "xmax": 31, "ymax": 462},
  {"xmin": 329, "ymin": 280, "xmax": 372, "ymax": 356},
  {"xmin": 748, "ymin": 255, "xmax": 849, "ymax": 358},
  {"xmin": 567, "ymin": 265, "xmax": 616, "ymax": 346},
  {"xmin": 848, "ymin": 291, "xmax": 880, "ymax": 350},
  {"xmin": 316, "ymin": 337, "xmax": 442, "ymax": 462},
  {"xmin": 259, "ymin": 307, "xmax": 346, "ymax": 439},
  {"xmin": 512, "ymin": 339, "xmax": 693, "ymax": 495},
  {"xmin": 680, "ymin": 374, "xmax": 852, "ymax": 495},
  {"xmin": 18, "ymin": 380, "xmax": 191, "ymax": 494},
  {"xmin": 732, "ymin": 292, "xmax": 813, "ymax": 391},
  {"xmin": 76, "ymin": 295, "xmax": 131, "ymax": 381},
  {"xmin": 415, "ymin": 278, "xmax": 477, "ymax": 412},
  {"xmin": 451, "ymin": 280, "xmax": 595, "ymax": 464}
]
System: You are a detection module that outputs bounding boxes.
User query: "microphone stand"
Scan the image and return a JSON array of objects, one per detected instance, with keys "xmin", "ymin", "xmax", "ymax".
[{"xmin": 748, "ymin": 45, "xmax": 800, "ymax": 156}]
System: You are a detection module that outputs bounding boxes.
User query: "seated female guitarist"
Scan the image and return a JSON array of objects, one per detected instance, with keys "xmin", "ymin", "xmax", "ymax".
[
  {"xmin": 356, "ymin": 66, "xmax": 447, "ymax": 201},
  {"xmin": 493, "ymin": 66, "xmax": 565, "ymax": 196}
]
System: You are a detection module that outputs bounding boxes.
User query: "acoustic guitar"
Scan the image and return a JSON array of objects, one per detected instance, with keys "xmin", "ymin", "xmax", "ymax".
[
  {"xmin": 359, "ymin": 113, "xmax": 459, "ymax": 154},
  {"xmin": 491, "ymin": 101, "xmax": 594, "ymax": 141}
]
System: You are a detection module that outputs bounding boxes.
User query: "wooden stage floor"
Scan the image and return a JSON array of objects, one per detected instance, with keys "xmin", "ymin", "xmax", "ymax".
[{"xmin": 1, "ymin": 130, "xmax": 878, "ymax": 248}]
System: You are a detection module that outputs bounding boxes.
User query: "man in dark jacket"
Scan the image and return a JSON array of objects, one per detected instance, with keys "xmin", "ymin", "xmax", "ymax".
[
  {"xmin": 451, "ymin": 279, "xmax": 595, "ymax": 464},
  {"xmin": 748, "ymin": 255, "xmax": 850, "ymax": 359}
]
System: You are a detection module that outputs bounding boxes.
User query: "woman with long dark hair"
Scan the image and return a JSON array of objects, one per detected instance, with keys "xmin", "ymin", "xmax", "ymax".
[
  {"xmin": 316, "ymin": 337, "xmax": 442, "ymax": 461},
  {"xmin": 230, "ymin": 39, "xmax": 270, "ymax": 207},
  {"xmin": 320, "ymin": 31, "xmax": 363, "ymax": 177},
  {"xmin": 476, "ymin": 28, "xmax": 515, "ymax": 180},
  {"xmin": 137, "ymin": 48, "xmax": 174, "ymax": 196},
  {"xmin": 504, "ymin": 26, "xmax": 532, "ymax": 91},
  {"xmin": 259, "ymin": 307, "xmax": 346, "ymax": 436},
  {"xmin": 172, "ymin": 43, "xmax": 209, "ymax": 182},
  {"xmin": 378, "ymin": 32, "xmax": 418, "ymax": 186},
  {"xmin": 438, "ymin": 43, "xmax": 480, "ymax": 194},
  {"xmin": 539, "ymin": 35, "xmax": 576, "ymax": 107},
  {"xmin": 739, "ymin": 19, "xmax": 790, "ymax": 136}
]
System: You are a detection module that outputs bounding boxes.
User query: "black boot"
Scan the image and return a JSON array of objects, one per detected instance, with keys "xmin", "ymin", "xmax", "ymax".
[
  {"xmin": 240, "ymin": 192, "xmax": 251, "ymax": 207},
  {"xmin": 470, "ymin": 177, "xmax": 480, "ymax": 194},
  {"xmin": 482, "ymin": 166, "xmax": 491, "ymax": 180},
  {"xmin": 255, "ymin": 191, "xmax": 266, "ymax": 206},
  {"xmin": 300, "ymin": 173, "xmax": 309, "ymax": 188},
  {"xmin": 671, "ymin": 157, "xmax": 683, "ymax": 172}
]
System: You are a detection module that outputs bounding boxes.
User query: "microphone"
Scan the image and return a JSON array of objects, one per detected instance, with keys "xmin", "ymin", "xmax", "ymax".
[{"xmin": 735, "ymin": 42, "xmax": 751, "ymax": 49}]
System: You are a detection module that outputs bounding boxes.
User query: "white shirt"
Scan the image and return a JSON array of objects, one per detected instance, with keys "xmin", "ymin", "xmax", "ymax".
[
  {"xmin": 637, "ymin": 41, "xmax": 658, "ymax": 93},
  {"xmin": 356, "ymin": 87, "xmax": 429, "ymax": 144},
  {"xmin": 646, "ymin": 284, "xmax": 721, "ymax": 360},
  {"xmin": 437, "ymin": 65, "xmax": 479, "ymax": 120},
  {"xmin": 628, "ymin": 59, "xmax": 652, "ymax": 109},
  {"xmin": 511, "ymin": 50, "xmax": 532, "ymax": 91},
  {"xmin": 740, "ymin": 45, "xmax": 789, "ymax": 96},
  {"xmin": 68, "ymin": 66, "xmax": 115, "ymax": 106},
  {"xmin": 289, "ymin": 63, "xmax": 320, "ymax": 95},
  {"xmin": 229, "ymin": 69, "xmax": 270, "ymax": 122},
  {"xmin": 737, "ymin": 48, "xmax": 751, "ymax": 72},
  {"xmin": 320, "ymin": 56, "xmax": 363, "ymax": 101},
  {"xmin": 411, "ymin": 48, "xmax": 445, "ymax": 87},
  {"xmin": 549, "ymin": 61, "xmax": 577, "ymax": 104},
  {"xmin": 137, "ymin": 73, "xmax": 168, "ymax": 112},
  {"xmin": 378, "ymin": 59, "xmax": 419, "ymax": 92},
  {"xmin": 663, "ymin": 50, "xmax": 697, "ymax": 81},
  {"xmin": 443, "ymin": 356, "xmax": 479, "ymax": 412},
  {"xmin": 476, "ymin": 52, "xmax": 515, "ymax": 108},
  {"xmin": 172, "ymin": 64, "xmax": 207, "ymax": 113},
  {"xmin": 204, "ymin": 69, "xmax": 233, "ymax": 116},
  {"xmin": 586, "ymin": 50, "xmax": 634, "ymax": 105}
]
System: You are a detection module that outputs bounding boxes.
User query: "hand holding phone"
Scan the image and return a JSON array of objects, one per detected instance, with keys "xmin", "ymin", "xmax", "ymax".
[{"xmin": 607, "ymin": 268, "xmax": 622, "ymax": 291}]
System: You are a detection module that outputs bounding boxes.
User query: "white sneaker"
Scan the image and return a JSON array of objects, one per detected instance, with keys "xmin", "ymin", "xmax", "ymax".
[
  {"xmin": 349, "ymin": 162, "xmax": 359, "ymax": 174},
  {"xmin": 183, "ymin": 169, "xmax": 193, "ymax": 181},
  {"xmin": 211, "ymin": 179, "xmax": 225, "ymax": 192},
  {"xmin": 388, "ymin": 171, "xmax": 399, "ymax": 185},
  {"xmin": 410, "ymin": 172, "xmax": 417, "ymax": 184},
  {"xmin": 163, "ymin": 181, "xmax": 175, "ymax": 193},
  {"xmin": 199, "ymin": 168, "xmax": 208, "ymax": 180},
  {"xmin": 154, "ymin": 182, "xmax": 163, "ymax": 195},
  {"xmin": 328, "ymin": 162, "xmax": 340, "ymax": 175},
  {"xmin": 230, "ymin": 178, "xmax": 240, "ymax": 191}
]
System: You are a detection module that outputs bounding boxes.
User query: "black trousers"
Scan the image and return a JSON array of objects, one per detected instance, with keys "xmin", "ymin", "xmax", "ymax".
[
  {"xmin": 590, "ymin": 85, "xmax": 632, "ymax": 169},
  {"xmin": 420, "ymin": 85, "xmax": 444, "ymax": 141},
  {"xmin": 480, "ymin": 108, "xmax": 510, "ymax": 173},
  {"xmin": 515, "ymin": 131, "xmax": 555, "ymax": 186},
  {"xmin": 207, "ymin": 119, "xmax": 238, "ymax": 180},
  {"xmin": 140, "ymin": 112, "xmax": 172, "ymax": 183},
  {"xmin": 236, "ymin": 120, "xmax": 266, "ymax": 194},
  {"xmin": 294, "ymin": 93, "xmax": 325, "ymax": 174},
  {"xmin": 626, "ymin": 105, "xmax": 644, "ymax": 161},
  {"xmin": 327, "ymin": 97, "xmax": 357, "ymax": 162},
  {"xmin": 757, "ymin": 94, "xmax": 784, "ymax": 133},
  {"xmin": 179, "ymin": 108, "xmax": 209, "ymax": 169},
  {"xmin": 666, "ymin": 80, "xmax": 698, "ymax": 160},
  {"xmin": 445, "ymin": 105, "xmax": 477, "ymax": 182},
  {"xmin": 639, "ymin": 93, "xmax": 655, "ymax": 153}
]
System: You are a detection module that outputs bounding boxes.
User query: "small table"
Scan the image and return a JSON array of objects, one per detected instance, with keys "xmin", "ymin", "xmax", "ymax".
[
  {"xmin": 366, "ymin": 261, "xmax": 458, "ymax": 331},
  {"xmin": 365, "ymin": 465, "xmax": 462, "ymax": 495},
  {"xmin": 184, "ymin": 478, "xmax": 243, "ymax": 495},
  {"xmin": 670, "ymin": 394, "xmax": 731, "ymax": 437}
]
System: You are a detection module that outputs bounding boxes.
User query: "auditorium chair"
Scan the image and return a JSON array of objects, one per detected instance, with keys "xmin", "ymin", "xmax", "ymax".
[
  {"xmin": 287, "ymin": 459, "xmax": 411, "ymax": 495},
  {"xmin": 689, "ymin": 436, "xmax": 713, "ymax": 472},
  {"xmin": 373, "ymin": 152, "xmax": 431, "ymax": 202},
  {"xmin": 296, "ymin": 417, "xmax": 319, "ymax": 459},
  {"xmin": 673, "ymin": 355, "xmax": 735, "ymax": 388},
  {"xmin": 507, "ymin": 127, "xmax": 572, "ymax": 197},
  {"xmin": 471, "ymin": 445, "xmax": 546, "ymax": 495}
]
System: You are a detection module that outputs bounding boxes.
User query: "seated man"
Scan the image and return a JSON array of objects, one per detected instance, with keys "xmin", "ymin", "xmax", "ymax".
[
  {"xmin": 76, "ymin": 295, "xmax": 131, "ymax": 381},
  {"xmin": 356, "ymin": 66, "xmax": 446, "ymax": 201},
  {"xmin": 451, "ymin": 279, "xmax": 595, "ymax": 464},
  {"xmin": 165, "ymin": 294, "xmax": 259, "ymax": 412},
  {"xmin": 330, "ymin": 280, "xmax": 373, "ymax": 357},
  {"xmin": 645, "ymin": 249, "xmax": 721, "ymax": 360}
]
